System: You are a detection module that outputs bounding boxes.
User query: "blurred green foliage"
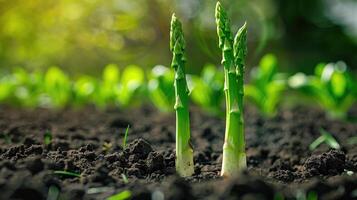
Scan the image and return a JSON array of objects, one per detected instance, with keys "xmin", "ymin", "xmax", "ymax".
[
  {"xmin": 289, "ymin": 61, "xmax": 357, "ymax": 119},
  {"xmin": 190, "ymin": 64, "xmax": 224, "ymax": 115},
  {"xmin": 1, "ymin": 54, "xmax": 355, "ymax": 120},
  {"xmin": 245, "ymin": 54, "xmax": 287, "ymax": 117},
  {"xmin": 147, "ymin": 65, "xmax": 175, "ymax": 112},
  {"xmin": 1, "ymin": 0, "xmax": 357, "ymax": 74}
]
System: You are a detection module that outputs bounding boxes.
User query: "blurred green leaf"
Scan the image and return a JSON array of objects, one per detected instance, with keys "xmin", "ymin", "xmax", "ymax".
[
  {"xmin": 245, "ymin": 54, "xmax": 286, "ymax": 117},
  {"xmin": 289, "ymin": 62, "xmax": 356, "ymax": 119},
  {"xmin": 117, "ymin": 64, "xmax": 144, "ymax": 106},
  {"xmin": 148, "ymin": 65, "xmax": 175, "ymax": 112}
]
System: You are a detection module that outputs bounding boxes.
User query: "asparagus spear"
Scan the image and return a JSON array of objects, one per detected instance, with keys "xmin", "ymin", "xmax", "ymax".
[
  {"xmin": 170, "ymin": 14, "xmax": 194, "ymax": 177},
  {"xmin": 215, "ymin": 2, "xmax": 247, "ymax": 177}
]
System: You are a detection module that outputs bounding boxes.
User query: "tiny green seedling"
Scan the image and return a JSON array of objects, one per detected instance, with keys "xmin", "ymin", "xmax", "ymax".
[
  {"xmin": 309, "ymin": 128, "xmax": 340, "ymax": 150},
  {"xmin": 245, "ymin": 54, "xmax": 287, "ymax": 117},
  {"xmin": 47, "ymin": 185, "xmax": 60, "ymax": 200},
  {"xmin": 170, "ymin": 14, "xmax": 194, "ymax": 177},
  {"xmin": 121, "ymin": 173, "xmax": 129, "ymax": 184},
  {"xmin": 44, "ymin": 130, "xmax": 52, "ymax": 145},
  {"xmin": 54, "ymin": 170, "xmax": 81, "ymax": 178},
  {"xmin": 296, "ymin": 190, "xmax": 318, "ymax": 200},
  {"xmin": 289, "ymin": 61, "xmax": 357, "ymax": 119},
  {"xmin": 215, "ymin": 1, "xmax": 247, "ymax": 177},
  {"xmin": 106, "ymin": 190, "xmax": 131, "ymax": 200},
  {"xmin": 122, "ymin": 125, "xmax": 130, "ymax": 149},
  {"xmin": 103, "ymin": 142, "xmax": 113, "ymax": 152}
]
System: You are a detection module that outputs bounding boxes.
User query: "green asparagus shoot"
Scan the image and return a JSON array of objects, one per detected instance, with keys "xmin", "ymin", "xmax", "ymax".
[
  {"xmin": 309, "ymin": 128, "xmax": 340, "ymax": 150},
  {"xmin": 170, "ymin": 14, "xmax": 194, "ymax": 177},
  {"xmin": 215, "ymin": 1, "xmax": 247, "ymax": 177},
  {"xmin": 122, "ymin": 125, "xmax": 130, "ymax": 148},
  {"xmin": 107, "ymin": 190, "xmax": 131, "ymax": 200}
]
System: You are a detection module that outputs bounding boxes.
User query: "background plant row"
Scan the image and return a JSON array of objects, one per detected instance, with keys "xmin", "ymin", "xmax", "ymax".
[{"xmin": 0, "ymin": 54, "xmax": 356, "ymax": 120}]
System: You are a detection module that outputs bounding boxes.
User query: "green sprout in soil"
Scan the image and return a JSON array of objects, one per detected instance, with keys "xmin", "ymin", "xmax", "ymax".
[
  {"xmin": 191, "ymin": 64, "xmax": 224, "ymax": 116},
  {"xmin": 215, "ymin": 1, "xmax": 247, "ymax": 177},
  {"xmin": 44, "ymin": 130, "xmax": 52, "ymax": 145},
  {"xmin": 107, "ymin": 190, "xmax": 131, "ymax": 200},
  {"xmin": 148, "ymin": 65, "xmax": 175, "ymax": 112},
  {"xmin": 47, "ymin": 185, "xmax": 60, "ymax": 200},
  {"xmin": 121, "ymin": 173, "xmax": 129, "ymax": 184},
  {"xmin": 122, "ymin": 125, "xmax": 130, "ymax": 149},
  {"xmin": 170, "ymin": 14, "xmax": 194, "ymax": 177},
  {"xmin": 103, "ymin": 142, "xmax": 113, "ymax": 152},
  {"xmin": 309, "ymin": 128, "xmax": 340, "ymax": 150},
  {"xmin": 289, "ymin": 61, "xmax": 357, "ymax": 119},
  {"xmin": 245, "ymin": 54, "xmax": 287, "ymax": 117},
  {"xmin": 54, "ymin": 170, "xmax": 81, "ymax": 178}
]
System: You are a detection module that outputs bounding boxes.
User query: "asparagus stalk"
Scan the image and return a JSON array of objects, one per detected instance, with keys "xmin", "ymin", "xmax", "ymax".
[
  {"xmin": 215, "ymin": 2, "xmax": 247, "ymax": 177},
  {"xmin": 234, "ymin": 22, "xmax": 247, "ymax": 114},
  {"xmin": 170, "ymin": 14, "xmax": 194, "ymax": 177}
]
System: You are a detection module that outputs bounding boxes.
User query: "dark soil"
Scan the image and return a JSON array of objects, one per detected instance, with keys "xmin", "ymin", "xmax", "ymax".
[{"xmin": 0, "ymin": 105, "xmax": 356, "ymax": 200}]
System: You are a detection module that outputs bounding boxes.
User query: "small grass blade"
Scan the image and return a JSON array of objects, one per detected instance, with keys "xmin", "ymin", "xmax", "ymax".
[
  {"xmin": 107, "ymin": 190, "xmax": 131, "ymax": 200},
  {"xmin": 47, "ymin": 185, "xmax": 60, "ymax": 200},
  {"xmin": 54, "ymin": 170, "xmax": 81, "ymax": 178},
  {"xmin": 309, "ymin": 128, "xmax": 340, "ymax": 150},
  {"xmin": 121, "ymin": 173, "xmax": 129, "ymax": 184},
  {"xmin": 122, "ymin": 125, "xmax": 130, "ymax": 148}
]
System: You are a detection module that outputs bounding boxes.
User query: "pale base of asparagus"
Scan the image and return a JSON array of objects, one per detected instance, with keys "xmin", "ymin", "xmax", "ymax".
[
  {"xmin": 220, "ymin": 143, "xmax": 247, "ymax": 177},
  {"xmin": 176, "ymin": 149, "xmax": 194, "ymax": 177}
]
